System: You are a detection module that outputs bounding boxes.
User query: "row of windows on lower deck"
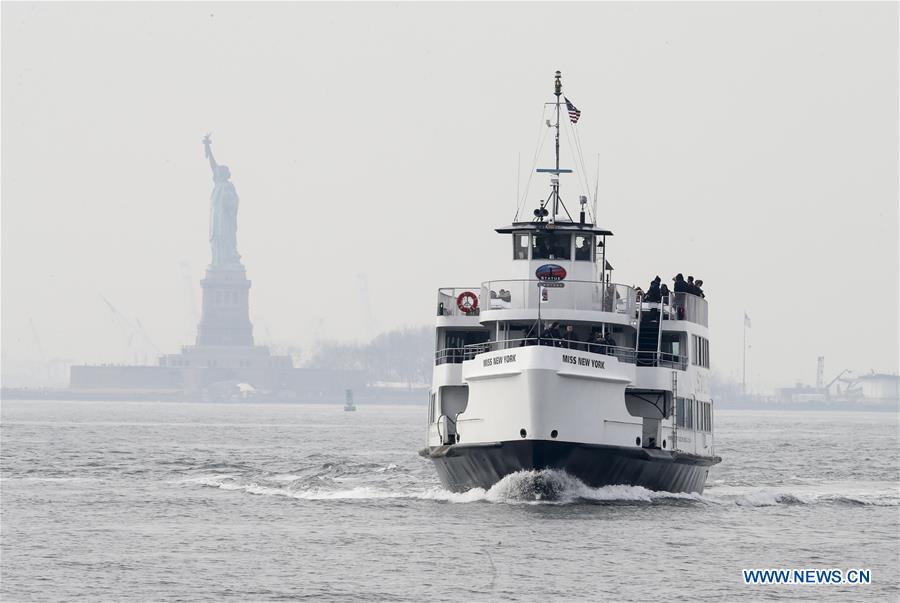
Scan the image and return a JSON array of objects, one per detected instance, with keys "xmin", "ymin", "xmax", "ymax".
[
  {"xmin": 676, "ymin": 397, "xmax": 713, "ymax": 432},
  {"xmin": 434, "ymin": 323, "xmax": 692, "ymax": 369}
]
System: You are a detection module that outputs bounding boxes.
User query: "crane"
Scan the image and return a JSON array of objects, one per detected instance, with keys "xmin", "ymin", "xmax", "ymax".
[{"xmin": 99, "ymin": 295, "xmax": 161, "ymax": 364}]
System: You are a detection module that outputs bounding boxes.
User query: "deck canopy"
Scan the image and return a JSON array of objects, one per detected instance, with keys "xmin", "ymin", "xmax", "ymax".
[{"xmin": 495, "ymin": 222, "xmax": 613, "ymax": 236}]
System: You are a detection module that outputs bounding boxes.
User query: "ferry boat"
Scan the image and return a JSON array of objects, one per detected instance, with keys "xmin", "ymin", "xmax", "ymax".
[{"xmin": 421, "ymin": 72, "xmax": 721, "ymax": 494}]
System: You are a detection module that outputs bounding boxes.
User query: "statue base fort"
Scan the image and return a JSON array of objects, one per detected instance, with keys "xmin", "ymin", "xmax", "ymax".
[{"xmin": 69, "ymin": 262, "xmax": 365, "ymax": 402}]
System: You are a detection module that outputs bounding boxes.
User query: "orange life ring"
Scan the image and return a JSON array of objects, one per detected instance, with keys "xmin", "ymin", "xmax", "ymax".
[{"xmin": 456, "ymin": 291, "xmax": 479, "ymax": 314}]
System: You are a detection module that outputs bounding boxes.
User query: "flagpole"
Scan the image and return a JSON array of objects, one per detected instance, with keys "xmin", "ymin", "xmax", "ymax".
[{"xmin": 742, "ymin": 313, "xmax": 747, "ymax": 396}]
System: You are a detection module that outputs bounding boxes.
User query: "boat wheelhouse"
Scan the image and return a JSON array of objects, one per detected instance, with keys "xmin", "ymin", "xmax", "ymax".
[{"xmin": 422, "ymin": 72, "xmax": 720, "ymax": 494}]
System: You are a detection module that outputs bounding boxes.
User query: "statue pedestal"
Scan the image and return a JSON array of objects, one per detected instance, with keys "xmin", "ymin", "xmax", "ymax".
[
  {"xmin": 157, "ymin": 260, "xmax": 295, "ymax": 392},
  {"xmin": 195, "ymin": 264, "xmax": 254, "ymax": 346}
]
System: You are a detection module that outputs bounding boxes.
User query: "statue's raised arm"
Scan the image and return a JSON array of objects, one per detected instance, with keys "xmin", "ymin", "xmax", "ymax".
[{"xmin": 202, "ymin": 133, "xmax": 218, "ymax": 175}]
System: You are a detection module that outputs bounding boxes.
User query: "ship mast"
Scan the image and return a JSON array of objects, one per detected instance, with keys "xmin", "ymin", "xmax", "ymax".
[
  {"xmin": 554, "ymin": 70, "xmax": 562, "ymax": 200},
  {"xmin": 536, "ymin": 70, "xmax": 573, "ymax": 224}
]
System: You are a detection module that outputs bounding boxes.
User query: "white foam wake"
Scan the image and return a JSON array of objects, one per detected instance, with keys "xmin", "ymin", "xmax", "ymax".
[
  {"xmin": 180, "ymin": 470, "xmax": 899, "ymax": 507},
  {"xmin": 181, "ymin": 470, "xmax": 699, "ymax": 505}
]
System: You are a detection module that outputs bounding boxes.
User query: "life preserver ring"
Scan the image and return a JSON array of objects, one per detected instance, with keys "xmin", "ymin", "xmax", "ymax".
[{"xmin": 456, "ymin": 291, "xmax": 479, "ymax": 314}]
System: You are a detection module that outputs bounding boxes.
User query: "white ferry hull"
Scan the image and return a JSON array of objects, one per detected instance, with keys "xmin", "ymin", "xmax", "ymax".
[{"xmin": 425, "ymin": 440, "xmax": 717, "ymax": 493}]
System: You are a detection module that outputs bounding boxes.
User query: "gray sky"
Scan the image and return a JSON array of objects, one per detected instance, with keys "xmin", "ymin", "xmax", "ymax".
[{"xmin": 2, "ymin": 2, "xmax": 897, "ymax": 389}]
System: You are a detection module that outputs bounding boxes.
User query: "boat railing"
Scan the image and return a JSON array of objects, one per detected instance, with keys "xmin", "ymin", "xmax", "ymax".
[
  {"xmin": 434, "ymin": 347, "xmax": 469, "ymax": 365},
  {"xmin": 481, "ymin": 280, "xmax": 636, "ymax": 316},
  {"xmin": 638, "ymin": 292, "xmax": 708, "ymax": 327},
  {"xmin": 436, "ymin": 287, "xmax": 482, "ymax": 317},
  {"xmin": 459, "ymin": 338, "xmax": 638, "ymax": 364},
  {"xmin": 636, "ymin": 351, "xmax": 688, "ymax": 370}
]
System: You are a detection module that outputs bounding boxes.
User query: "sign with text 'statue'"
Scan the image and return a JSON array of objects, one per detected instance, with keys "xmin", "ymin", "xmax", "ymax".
[{"xmin": 535, "ymin": 264, "xmax": 567, "ymax": 282}]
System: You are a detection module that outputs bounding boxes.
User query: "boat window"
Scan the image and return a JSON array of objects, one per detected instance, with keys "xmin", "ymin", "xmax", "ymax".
[
  {"xmin": 438, "ymin": 330, "xmax": 488, "ymax": 364},
  {"xmin": 445, "ymin": 330, "xmax": 489, "ymax": 347},
  {"xmin": 533, "ymin": 232, "xmax": 571, "ymax": 260},
  {"xmin": 575, "ymin": 235, "xmax": 594, "ymax": 261},
  {"xmin": 513, "ymin": 233, "xmax": 530, "ymax": 260},
  {"xmin": 691, "ymin": 335, "xmax": 710, "ymax": 368},
  {"xmin": 661, "ymin": 332, "xmax": 682, "ymax": 357},
  {"xmin": 686, "ymin": 399, "xmax": 694, "ymax": 430}
]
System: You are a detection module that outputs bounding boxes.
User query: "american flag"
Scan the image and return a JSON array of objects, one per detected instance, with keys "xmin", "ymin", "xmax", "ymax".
[{"xmin": 564, "ymin": 97, "xmax": 581, "ymax": 124}]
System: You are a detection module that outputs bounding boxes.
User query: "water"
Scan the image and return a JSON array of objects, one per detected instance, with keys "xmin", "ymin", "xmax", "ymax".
[{"xmin": 2, "ymin": 401, "xmax": 898, "ymax": 601}]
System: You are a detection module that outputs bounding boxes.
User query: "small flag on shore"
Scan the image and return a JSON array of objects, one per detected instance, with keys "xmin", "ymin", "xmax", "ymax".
[
  {"xmin": 564, "ymin": 97, "xmax": 581, "ymax": 124},
  {"xmin": 744, "ymin": 312, "xmax": 752, "ymax": 328}
]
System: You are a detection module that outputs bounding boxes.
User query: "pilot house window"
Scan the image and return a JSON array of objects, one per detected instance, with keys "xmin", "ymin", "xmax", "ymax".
[
  {"xmin": 575, "ymin": 235, "xmax": 594, "ymax": 261},
  {"xmin": 513, "ymin": 234, "xmax": 530, "ymax": 260},
  {"xmin": 533, "ymin": 232, "xmax": 571, "ymax": 260}
]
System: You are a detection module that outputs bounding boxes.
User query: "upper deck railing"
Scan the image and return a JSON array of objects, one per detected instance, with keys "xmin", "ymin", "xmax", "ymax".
[
  {"xmin": 437, "ymin": 283, "xmax": 708, "ymax": 327},
  {"xmin": 639, "ymin": 292, "xmax": 708, "ymax": 327},
  {"xmin": 481, "ymin": 280, "xmax": 636, "ymax": 317}
]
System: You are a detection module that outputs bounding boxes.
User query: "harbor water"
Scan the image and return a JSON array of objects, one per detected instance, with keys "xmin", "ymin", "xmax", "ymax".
[{"xmin": 2, "ymin": 400, "xmax": 898, "ymax": 600}]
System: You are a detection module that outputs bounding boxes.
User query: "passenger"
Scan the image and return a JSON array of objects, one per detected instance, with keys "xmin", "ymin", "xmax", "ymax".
[
  {"xmin": 535, "ymin": 237, "xmax": 553, "ymax": 260},
  {"xmin": 694, "ymin": 279, "xmax": 705, "ymax": 298},
  {"xmin": 644, "ymin": 277, "xmax": 662, "ymax": 303},
  {"xmin": 525, "ymin": 321, "xmax": 540, "ymax": 345},
  {"xmin": 659, "ymin": 283, "xmax": 670, "ymax": 301},
  {"xmin": 549, "ymin": 322, "xmax": 563, "ymax": 346},
  {"xmin": 541, "ymin": 321, "xmax": 562, "ymax": 346},
  {"xmin": 563, "ymin": 324, "xmax": 580, "ymax": 349},
  {"xmin": 553, "ymin": 243, "xmax": 569, "ymax": 259},
  {"xmin": 575, "ymin": 237, "xmax": 592, "ymax": 261},
  {"xmin": 687, "ymin": 275, "xmax": 699, "ymax": 296},
  {"xmin": 603, "ymin": 332, "xmax": 618, "ymax": 356},
  {"xmin": 589, "ymin": 330, "xmax": 605, "ymax": 354},
  {"xmin": 673, "ymin": 273, "xmax": 689, "ymax": 293},
  {"xmin": 634, "ymin": 286, "xmax": 644, "ymax": 301}
]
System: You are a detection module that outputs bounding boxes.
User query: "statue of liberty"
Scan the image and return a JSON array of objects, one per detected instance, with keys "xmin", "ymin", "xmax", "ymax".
[{"xmin": 202, "ymin": 134, "xmax": 241, "ymax": 267}]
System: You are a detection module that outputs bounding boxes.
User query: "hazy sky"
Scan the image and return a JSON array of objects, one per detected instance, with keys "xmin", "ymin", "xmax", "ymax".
[{"xmin": 2, "ymin": 2, "xmax": 897, "ymax": 389}]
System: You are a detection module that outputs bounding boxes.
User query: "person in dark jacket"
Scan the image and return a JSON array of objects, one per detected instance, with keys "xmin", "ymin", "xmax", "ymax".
[
  {"xmin": 603, "ymin": 332, "xmax": 618, "ymax": 356},
  {"xmin": 673, "ymin": 273, "xmax": 689, "ymax": 293},
  {"xmin": 645, "ymin": 276, "xmax": 662, "ymax": 303},
  {"xmin": 687, "ymin": 276, "xmax": 697, "ymax": 295},
  {"xmin": 542, "ymin": 321, "xmax": 562, "ymax": 346},
  {"xmin": 660, "ymin": 283, "xmax": 671, "ymax": 302},
  {"xmin": 563, "ymin": 324, "xmax": 580, "ymax": 349},
  {"xmin": 589, "ymin": 329, "xmax": 605, "ymax": 354},
  {"xmin": 694, "ymin": 279, "xmax": 705, "ymax": 298}
]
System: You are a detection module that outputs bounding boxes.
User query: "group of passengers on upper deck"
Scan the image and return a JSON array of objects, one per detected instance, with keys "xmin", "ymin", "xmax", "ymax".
[
  {"xmin": 522, "ymin": 321, "xmax": 619, "ymax": 354},
  {"xmin": 636, "ymin": 273, "xmax": 706, "ymax": 303}
]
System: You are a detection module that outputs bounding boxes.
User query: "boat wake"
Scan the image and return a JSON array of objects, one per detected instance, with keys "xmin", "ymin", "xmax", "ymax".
[{"xmin": 179, "ymin": 466, "xmax": 900, "ymax": 508}]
